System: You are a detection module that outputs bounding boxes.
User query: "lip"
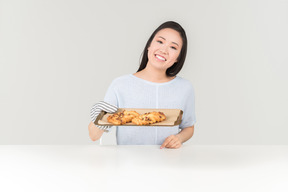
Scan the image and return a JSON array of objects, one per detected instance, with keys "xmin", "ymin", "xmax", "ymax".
[{"xmin": 155, "ymin": 54, "xmax": 166, "ymax": 61}]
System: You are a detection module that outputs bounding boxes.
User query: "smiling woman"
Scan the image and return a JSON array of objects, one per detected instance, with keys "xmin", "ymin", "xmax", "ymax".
[
  {"xmin": 147, "ymin": 28, "xmax": 183, "ymax": 72},
  {"xmin": 89, "ymin": 21, "xmax": 195, "ymax": 149},
  {"xmin": 137, "ymin": 21, "xmax": 187, "ymax": 78}
]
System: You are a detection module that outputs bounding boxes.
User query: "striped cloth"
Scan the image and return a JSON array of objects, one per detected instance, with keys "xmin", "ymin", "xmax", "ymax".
[{"xmin": 90, "ymin": 101, "xmax": 118, "ymax": 131}]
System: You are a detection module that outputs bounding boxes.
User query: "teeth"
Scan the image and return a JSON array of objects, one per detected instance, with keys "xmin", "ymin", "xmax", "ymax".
[{"xmin": 156, "ymin": 55, "xmax": 165, "ymax": 61}]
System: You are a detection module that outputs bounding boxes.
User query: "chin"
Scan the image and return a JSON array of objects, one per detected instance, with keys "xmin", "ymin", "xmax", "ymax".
[
  {"xmin": 150, "ymin": 64, "xmax": 168, "ymax": 71},
  {"xmin": 148, "ymin": 60, "xmax": 173, "ymax": 71}
]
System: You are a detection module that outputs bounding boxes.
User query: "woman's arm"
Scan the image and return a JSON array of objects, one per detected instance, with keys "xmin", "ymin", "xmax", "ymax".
[
  {"xmin": 176, "ymin": 125, "xmax": 194, "ymax": 143},
  {"xmin": 88, "ymin": 122, "xmax": 105, "ymax": 141},
  {"xmin": 160, "ymin": 125, "xmax": 194, "ymax": 149}
]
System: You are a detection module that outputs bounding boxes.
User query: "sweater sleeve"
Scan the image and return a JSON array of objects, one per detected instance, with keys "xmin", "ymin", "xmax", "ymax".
[
  {"xmin": 179, "ymin": 85, "xmax": 196, "ymax": 129},
  {"xmin": 103, "ymin": 79, "xmax": 119, "ymax": 107}
]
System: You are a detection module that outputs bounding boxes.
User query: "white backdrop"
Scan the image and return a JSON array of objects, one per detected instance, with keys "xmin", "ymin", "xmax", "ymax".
[{"xmin": 0, "ymin": 0, "xmax": 287, "ymax": 145}]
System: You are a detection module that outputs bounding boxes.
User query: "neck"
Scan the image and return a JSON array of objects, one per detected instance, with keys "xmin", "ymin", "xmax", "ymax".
[{"xmin": 135, "ymin": 63, "xmax": 175, "ymax": 83}]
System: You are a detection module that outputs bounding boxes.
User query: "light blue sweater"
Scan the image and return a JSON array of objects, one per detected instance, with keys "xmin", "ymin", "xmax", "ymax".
[{"xmin": 103, "ymin": 74, "xmax": 196, "ymax": 145}]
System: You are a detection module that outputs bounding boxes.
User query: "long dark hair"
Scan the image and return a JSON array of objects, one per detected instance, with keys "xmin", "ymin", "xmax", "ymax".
[{"xmin": 137, "ymin": 21, "xmax": 188, "ymax": 77}]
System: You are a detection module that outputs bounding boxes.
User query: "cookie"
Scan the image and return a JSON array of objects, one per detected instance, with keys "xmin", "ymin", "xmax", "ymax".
[
  {"xmin": 107, "ymin": 110, "xmax": 140, "ymax": 125},
  {"xmin": 131, "ymin": 111, "xmax": 166, "ymax": 125}
]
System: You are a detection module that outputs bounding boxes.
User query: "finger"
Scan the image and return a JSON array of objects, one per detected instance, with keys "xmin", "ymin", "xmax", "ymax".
[
  {"xmin": 171, "ymin": 143, "xmax": 181, "ymax": 149},
  {"xmin": 169, "ymin": 141, "xmax": 181, "ymax": 149},
  {"xmin": 160, "ymin": 135, "xmax": 175, "ymax": 149},
  {"xmin": 163, "ymin": 136, "xmax": 177, "ymax": 148},
  {"xmin": 160, "ymin": 136, "xmax": 173, "ymax": 149},
  {"xmin": 165, "ymin": 135, "xmax": 178, "ymax": 147},
  {"xmin": 166, "ymin": 139, "xmax": 178, "ymax": 148}
]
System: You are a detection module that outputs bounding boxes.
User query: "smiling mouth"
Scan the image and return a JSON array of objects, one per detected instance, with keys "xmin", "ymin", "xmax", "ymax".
[{"xmin": 155, "ymin": 54, "xmax": 166, "ymax": 61}]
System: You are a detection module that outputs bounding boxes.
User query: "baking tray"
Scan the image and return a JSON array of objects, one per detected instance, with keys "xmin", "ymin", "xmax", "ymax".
[{"xmin": 94, "ymin": 108, "xmax": 183, "ymax": 126}]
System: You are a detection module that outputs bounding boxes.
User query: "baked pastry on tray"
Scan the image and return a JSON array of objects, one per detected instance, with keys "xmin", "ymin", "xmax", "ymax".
[
  {"xmin": 132, "ymin": 111, "xmax": 166, "ymax": 125},
  {"xmin": 107, "ymin": 110, "xmax": 166, "ymax": 126},
  {"xmin": 107, "ymin": 110, "xmax": 140, "ymax": 125}
]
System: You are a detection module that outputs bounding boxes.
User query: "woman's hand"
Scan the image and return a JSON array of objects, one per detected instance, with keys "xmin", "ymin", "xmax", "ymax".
[
  {"xmin": 160, "ymin": 126, "xmax": 194, "ymax": 149},
  {"xmin": 160, "ymin": 135, "xmax": 182, "ymax": 149}
]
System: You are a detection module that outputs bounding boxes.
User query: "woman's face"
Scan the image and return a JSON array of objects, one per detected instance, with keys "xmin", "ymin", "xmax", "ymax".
[{"xmin": 147, "ymin": 28, "xmax": 183, "ymax": 72}]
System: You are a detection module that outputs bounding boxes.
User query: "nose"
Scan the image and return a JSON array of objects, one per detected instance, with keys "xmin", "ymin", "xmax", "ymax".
[{"xmin": 159, "ymin": 46, "xmax": 168, "ymax": 55}]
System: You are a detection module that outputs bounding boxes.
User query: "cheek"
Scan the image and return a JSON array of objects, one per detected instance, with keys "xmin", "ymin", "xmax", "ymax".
[
  {"xmin": 148, "ymin": 45, "xmax": 160, "ymax": 57},
  {"xmin": 147, "ymin": 49, "xmax": 154, "ymax": 59},
  {"xmin": 170, "ymin": 52, "xmax": 180, "ymax": 62},
  {"xmin": 148, "ymin": 45, "xmax": 155, "ymax": 54}
]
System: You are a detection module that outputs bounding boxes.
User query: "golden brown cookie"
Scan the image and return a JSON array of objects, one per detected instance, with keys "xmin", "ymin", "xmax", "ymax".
[
  {"xmin": 122, "ymin": 110, "xmax": 140, "ymax": 122},
  {"xmin": 107, "ymin": 111, "xmax": 126, "ymax": 125},
  {"xmin": 107, "ymin": 110, "xmax": 140, "ymax": 125},
  {"xmin": 131, "ymin": 111, "xmax": 166, "ymax": 125}
]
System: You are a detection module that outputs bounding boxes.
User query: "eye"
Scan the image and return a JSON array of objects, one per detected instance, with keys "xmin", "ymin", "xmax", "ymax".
[
  {"xmin": 171, "ymin": 46, "xmax": 177, "ymax": 50},
  {"xmin": 157, "ymin": 40, "xmax": 163, "ymax": 44}
]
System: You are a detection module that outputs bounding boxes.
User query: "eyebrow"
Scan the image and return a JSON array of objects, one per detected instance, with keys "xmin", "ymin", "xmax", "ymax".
[{"xmin": 158, "ymin": 36, "xmax": 179, "ymax": 47}]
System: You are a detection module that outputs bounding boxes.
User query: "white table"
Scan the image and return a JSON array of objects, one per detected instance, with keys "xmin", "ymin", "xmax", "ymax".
[{"xmin": 0, "ymin": 145, "xmax": 287, "ymax": 192}]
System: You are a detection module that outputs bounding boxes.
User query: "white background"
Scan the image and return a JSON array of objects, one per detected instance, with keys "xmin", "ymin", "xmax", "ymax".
[{"xmin": 1, "ymin": 0, "xmax": 288, "ymax": 145}]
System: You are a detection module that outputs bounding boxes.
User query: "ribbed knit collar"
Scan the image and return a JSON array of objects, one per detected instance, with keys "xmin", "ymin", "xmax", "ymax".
[{"xmin": 129, "ymin": 74, "xmax": 179, "ymax": 86}]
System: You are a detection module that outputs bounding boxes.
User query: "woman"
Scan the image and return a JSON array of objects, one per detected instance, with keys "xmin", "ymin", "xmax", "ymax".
[{"xmin": 88, "ymin": 21, "xmax": 196, "ymax": 149}]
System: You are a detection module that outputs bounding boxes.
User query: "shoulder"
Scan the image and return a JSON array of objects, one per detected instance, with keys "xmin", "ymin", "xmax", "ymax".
[
  {"xmin": 109, "ymin": 74, "xmax": 132, "ymax": 86},
  {"xmin": 175, "ymin": 76, "xmax": 195, "ymax": 92}
]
